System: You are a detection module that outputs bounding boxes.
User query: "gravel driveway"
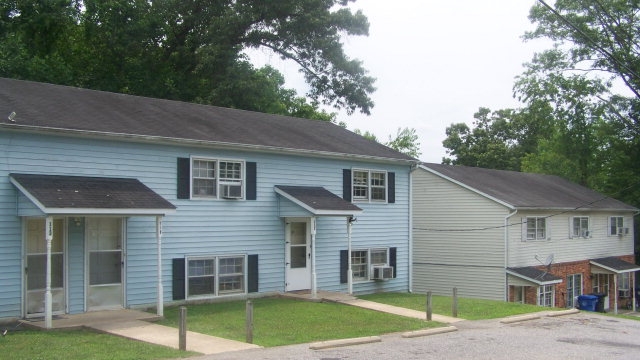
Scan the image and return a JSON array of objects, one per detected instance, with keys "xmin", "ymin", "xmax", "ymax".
[{"xmin": 188, "ymin": 312, "xmax": 640, "ymax": 360}]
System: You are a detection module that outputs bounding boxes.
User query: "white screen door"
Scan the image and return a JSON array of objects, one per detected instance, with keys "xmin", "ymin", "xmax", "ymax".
[
  {"xmin": 87, "ymin": 218, "xmax": 123, "ymax": 310},
  {"xmin": 25, "ymin": 218, "xmax": 65, "ymax": 316},
  {"xmin": 285, "ymin": 219, "xmax": 311, "ymax": 291}
]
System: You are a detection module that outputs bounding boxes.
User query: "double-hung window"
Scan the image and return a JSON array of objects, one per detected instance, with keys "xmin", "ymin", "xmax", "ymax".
[
  {"xmin": 352, "ymin": 169, "xmax": 387, "ymax": 202},
  {"xmin": 192, "ymin": 158, "xmax": 244, "ymax": 199},
  {"xmin": 350, "ymin": 248, "xmax": 389, "ymax": 282},
  {"xmin": 537, "ymin": 284, "xmax": 554, "ymax": 307},
  {"xmin": 526, "ymin": 217, "xmax": 547, "ymax": 240},
  {"xmin": 187, "ymin": 255, "xmax": 245, "ymax": 298},
  {"xmin": 592, "ymin": 274, "xmax": 609, "ymax": 294},
  {"xmin": 610, "ymin": 216, "xmax": 624, "ymax": 236},
  {"xmin": 572, "ymin": 217, "xmax": 589, "ymax": 238}
]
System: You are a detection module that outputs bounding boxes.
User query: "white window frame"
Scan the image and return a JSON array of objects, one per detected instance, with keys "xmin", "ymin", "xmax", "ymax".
[
  {"xmin": 350, "ymin": 248, "xmax": 390, "ymax": 282},
  {"xmin": 609, "ymin": 216, "xmax": 624, "ymax": 236},
  {"xmin": 191, "ymin": 157, "xmax": 245, "ymax": 200},
  {"xmin": 592, "ymin": 273, "xmax": 609, "ymax": 294},
  {"xmin": 566, "ymin": 273, "xmax": 582, "ymax": 308},
  {"xmin": 537, "ymin": 284, "xmax": 555, "ymax": 307},
  {"xmin": 186, "ymin": 255, "xmax": 247, "ymax": 298},
  {"xmin": 618, "ymin": 273, "xmax": 631, "ymax": 298},
  {"xmin": 526, "ymin": 217, "xmax": 547, "ymax": 241},
  {"xmin": 351, "ymin": 169, "xmax": 387, "ymax": 203},
  {"xmin": 571, "ymin": 216, "xmax": 590, "ymax": 238}
]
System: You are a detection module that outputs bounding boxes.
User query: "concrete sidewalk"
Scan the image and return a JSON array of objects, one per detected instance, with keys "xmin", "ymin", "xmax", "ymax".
[
  {"xmin": 339, "ymin": 298, "xmax": 465, "ymax": 324},
  {"xmin": 89, "ymin": 319, "xmax": 261, "ymax": 355}
]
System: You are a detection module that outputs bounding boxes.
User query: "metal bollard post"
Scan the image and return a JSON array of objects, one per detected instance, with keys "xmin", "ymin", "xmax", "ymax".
[
  {"xmin": 179, "ymin": 306, "xmax": 187, "ymax": 351},
  {"xmin": 246, "ymin": 300, "xmax": 254, "ymax": 344},
  {"xmin": 452, "ymin": 287, "xmax": 458, "ymax": 318},
  {"xmin": 426, "ymin": 291, "xmax": 432, "ymax": 321}
]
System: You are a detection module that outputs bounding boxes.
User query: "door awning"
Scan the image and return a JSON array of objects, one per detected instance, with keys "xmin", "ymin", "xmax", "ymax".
[
  {"xmin": 506, "ymin": 266, "xmax": 563, "ymax": 286},
  {"xmin": 10, "ymin": 173, "xmax": 176, "ymax": 215},
  {"xmin": 274, "ymin": 185, "xmax": 362, "ymax": 216},
  {"xmin": 590, "ymin": 256, "xmax": 640, "ymax": 274}
]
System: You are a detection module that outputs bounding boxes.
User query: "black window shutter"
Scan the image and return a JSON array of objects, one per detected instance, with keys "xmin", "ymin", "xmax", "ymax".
[
  {"xmin": 388, "ymin": 172, "xmax": 395, "ymax": 203},
  {"xmin": 177, "ymin": 158, "xmax": 190, "ymax": 199},
  {"xmin": 389, "ymin": 247, "xmax": 397, "ymax": 278},
  {"xmin": 246, "ymin": 162, "xmax": 257, "ymax": 200},
  {"xmin": 172, "ymin": 258, "xmax": 186, "ymax": 300},
  {"xmin": 248, "ymin": 254, "xmax": 259, "ymax": 293},
  {"xmin": 343, "ymin": 169, "xmax": 352, "ymax": 202},
  {"xmin": 340, "ymin": 250, "xmax": 348, "ymax": 283}
]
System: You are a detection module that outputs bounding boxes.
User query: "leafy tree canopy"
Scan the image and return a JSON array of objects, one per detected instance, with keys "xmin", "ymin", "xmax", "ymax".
[{"xmin": 0, "ymin": 0, "xmax": 374, "ymax": 118}]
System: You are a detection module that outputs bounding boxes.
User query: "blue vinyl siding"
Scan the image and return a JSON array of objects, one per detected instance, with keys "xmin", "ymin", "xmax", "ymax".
[
  {"xmin": 67, "ymin": 218, "xmax": 85, "ymax": 313},
  {"xmin": 0, "ymin": 131, "xmax": 410, "ymax": 318}
]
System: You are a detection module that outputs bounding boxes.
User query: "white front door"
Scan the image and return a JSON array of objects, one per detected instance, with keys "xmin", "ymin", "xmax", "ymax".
[
  {"xmin": 86, "ymin": 218, "xmax": 124, "ymax": 310},
  {"xmin": 285, "ymin": 219, "xmax": 311, "ymax": 291}
]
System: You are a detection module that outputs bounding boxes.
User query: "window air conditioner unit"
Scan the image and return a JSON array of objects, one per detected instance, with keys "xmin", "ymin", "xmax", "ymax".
[
  {"xmin": 617, "ymin": 227, "xmax": 630, "ymax": 236},
  {"xmin": 221, "ymin": 184, "xmax": 242, "ymax": 199},
  {"xmin": 371, "ymin": 265, "xmax": 394, "ymax": 280}
]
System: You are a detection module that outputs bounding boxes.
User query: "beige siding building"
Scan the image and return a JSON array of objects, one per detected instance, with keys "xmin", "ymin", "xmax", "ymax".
[{"xmin": 412, "ymin": 163, "xmax": 639, "ymax": 312}]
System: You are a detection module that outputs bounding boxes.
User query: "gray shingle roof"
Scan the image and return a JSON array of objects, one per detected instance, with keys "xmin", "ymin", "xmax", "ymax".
[
  {"xmin": 421, "ymin": 163, "xmax": 637, "ymax": 211},
  {"xmin": 590, "ymin": 256, "xmax": 640, "ymax": 274},
  {"xmin": 507, "ymin": 266, "xmax": 563, "ymax": 285},
  {"xmin": 10, "ymin": 173, "xmax": 176, "ymax": 214},
  {"xmin": 275, "ymin": 185, "xmax": 362, "ymax": 216},
  {"xmin": 0, "ymin": 78, "xmax": 415, "ymax": 162}
]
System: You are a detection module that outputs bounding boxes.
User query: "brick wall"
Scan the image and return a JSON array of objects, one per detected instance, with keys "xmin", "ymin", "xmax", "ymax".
[{"xmin": 510, "ymin": 255, "xmax": 636, "ymax": 309}]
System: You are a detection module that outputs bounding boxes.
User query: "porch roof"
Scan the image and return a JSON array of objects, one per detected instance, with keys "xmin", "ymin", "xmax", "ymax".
[
  {"xmin": 506, "ymin": 266, "xmax": 563, "ymax": 286},
  {"xmin": 274, "ymin": 185, "xmax": 362, "ymax": 216},
  {"xmin": 590, "ymin": 257, "xmax": 640, "ymax": 274},
  {"xmin": 9, "ymin": 173, "xmax": 176, "ymax": 215}
]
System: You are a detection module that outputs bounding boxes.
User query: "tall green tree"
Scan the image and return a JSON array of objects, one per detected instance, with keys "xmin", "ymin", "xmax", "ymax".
[
  {"xmin": 0, "ymin": 0, "xmax": 375, "ymax": 117},
  {"xmin": 443, "ymin": 0, "xmax": 640, "ymax": 209},
  {"xmin": 386, "ymin": 127, "xmax": 421, "ymax": 158},
  {"xmin": 442, "ymin": 107, "xmax": 538, "ymax": 170},
  {"xmin": 523, "ymin": 0, "xmax": 640, "ymax": 202}
]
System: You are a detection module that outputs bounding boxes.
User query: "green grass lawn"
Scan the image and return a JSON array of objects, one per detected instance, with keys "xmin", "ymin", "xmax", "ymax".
[
  {"xmin": 359, "ymin": 292, "xmax": 556, "ymax": 320},
  {"xmin": 1, "ymin": 329, "xmax": 195, "ymax": 360},
  {"xmin": 158, "ymin": 297, "xmax": 442, "ymax": 347}
]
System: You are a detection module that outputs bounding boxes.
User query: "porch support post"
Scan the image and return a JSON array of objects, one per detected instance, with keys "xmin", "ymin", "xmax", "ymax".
[
  {"xmin": 156, "ymin": 216, "xmax": 164, "ymax": 317},
  {"xmin": 44, "ymin": 216, "xmax": 53, "ymax": 329},
  {"xmin": 347, "ymin": 218, "xmax": 353, "ymax": 295},
  {"xmin": 633, "ymin": 272, "xmax": 637, "ymax": 312},
  {"xmin": 614, "ymin": 273, "xmax": 618, "ymax": 315},
  {"xmin": 310, "ymin": 217, "xmax": 317, "ymax": 299}
]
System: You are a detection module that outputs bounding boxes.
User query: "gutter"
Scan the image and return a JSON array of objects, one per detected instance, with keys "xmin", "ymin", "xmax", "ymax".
[{"xmin": 504, "ymin": 209, "xmax": 518, "ymax": 301}]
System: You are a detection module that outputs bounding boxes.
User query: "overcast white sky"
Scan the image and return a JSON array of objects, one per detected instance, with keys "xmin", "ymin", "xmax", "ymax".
[{"xmin": 251, "ymin": 0, "xmax": 551, "ymax": 163}]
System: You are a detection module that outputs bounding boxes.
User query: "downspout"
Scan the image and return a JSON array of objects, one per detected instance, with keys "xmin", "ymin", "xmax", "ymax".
[
  {"xmin": 633, "ymin": 210, "xmax": 639, "ymax": 312},
  {"xmin": 347, "ymin": 217, "xmax": 353, "ymax": 295},
  {"xmin": 504, "ymin": 209, "xmax": 518, "ymax": 302},
  {"xmin": 156, "ymin": 216, "xmax": 164, "ymax": 317},
  {"xmin": 408, "ymin": 163, "xmax": 418, "ymax": 293}
]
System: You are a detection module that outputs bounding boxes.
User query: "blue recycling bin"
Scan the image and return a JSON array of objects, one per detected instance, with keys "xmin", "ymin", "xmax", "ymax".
[{"xmin": 578, "ymin": 295, "xmax": 598, "ymax": 311}]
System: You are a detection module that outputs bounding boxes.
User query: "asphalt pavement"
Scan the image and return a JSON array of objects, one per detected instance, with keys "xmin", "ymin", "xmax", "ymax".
[{"xmin": 186, "ymin": 311, "xmax": 640, "ymax": 360}]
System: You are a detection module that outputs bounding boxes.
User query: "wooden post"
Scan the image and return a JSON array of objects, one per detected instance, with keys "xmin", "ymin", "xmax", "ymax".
[
  {"xmin": 452, "ymin": 287, "xmax": 458, "ymax": 318},
  {"xmin": 246, "ymin": 300, "xmax": 254, "ymax": 344},
  {"xmin": 426, "ymin": 291, "xmax": 432, "ymax": 321},
  {"xmin": 179, "ymin": 306, "xmax": 187, "ymax": 351}
]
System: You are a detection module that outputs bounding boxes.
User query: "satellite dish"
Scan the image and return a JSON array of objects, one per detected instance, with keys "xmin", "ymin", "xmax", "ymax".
[{"xmin": 544, "ymin": 254, "xmax": 554, "ymax": 266}]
